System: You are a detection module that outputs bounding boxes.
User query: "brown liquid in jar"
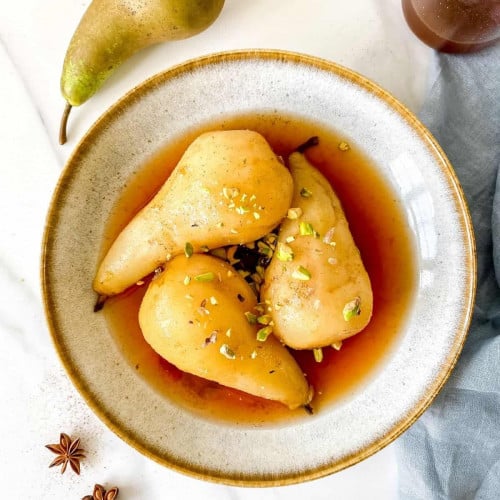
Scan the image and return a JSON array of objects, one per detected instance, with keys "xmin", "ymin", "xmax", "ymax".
[
  {"xmin": 402, "ymin": 0, "xmax": 500, "ymax": 53},
  {"xmin": 101, "ymin": 112, "xmax": 417, "ymax": 425}
]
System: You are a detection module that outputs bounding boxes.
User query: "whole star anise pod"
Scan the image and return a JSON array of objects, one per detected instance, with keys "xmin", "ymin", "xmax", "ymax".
[
  {"xmin": 45, "ymin": 432, "xmax": 85, "ymax": 474},
  {"xmin": 82, "ymin": 484, "xmax": 119, "ymax": 500}
]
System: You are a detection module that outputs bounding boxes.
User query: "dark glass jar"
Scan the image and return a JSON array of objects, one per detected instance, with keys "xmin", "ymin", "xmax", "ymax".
[{"xmin": 402, "ymin": 0, "xmax": 500, "ymax": 53}]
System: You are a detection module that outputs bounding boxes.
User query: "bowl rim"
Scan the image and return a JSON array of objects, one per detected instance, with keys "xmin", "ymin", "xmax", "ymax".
[{"xmin": 41, "ymin": 49, "xmax": 476, "ymax": 486}]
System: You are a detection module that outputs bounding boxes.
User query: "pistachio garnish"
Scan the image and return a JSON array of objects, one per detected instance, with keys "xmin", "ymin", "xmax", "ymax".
[
  {"xmin": 256, "ymin": 325, "xmax": 273, "ymax": 342},
  {"xmin": 292, "ymin": 265, "xmax": 312, "ymax": 281},
  {"xmin": 244, "ymin": 311, "xmax": 258, "ymax": 324},
  {"xmin": 299, "ymin": 221, "xmax": 314, "ymax": 236},
  {"xmin": 338, "ymin": 141, "xmax": 350, "ymax": 151},
  {"xmin": 257, "ymin": 314, "xmax": 273, "ymax": 325},
  {"xmin": 323, "ymin": 227, "xmax": 336, "ymax": 245},
  {"xmin": 287, "ymin": 207, "xmax": 303, "ymax": 220},
  {"xmin": 184, "ymin": 242, "xmax": 193, "ymax": 258},
  {"xmin": 194, "ymin": 271, "xmax": 215, "ymax": 282},
  {"xmin": 276, "ymin": 242, "xmax": 294, "ymax": 262},
  {"xmin": 313, "ymin": 348, "xmax": 323, "ymax": 363},
  {"xmin": 222, "ymin": 186, "xmax": 240, "ymax": 199},
  {"xmin": 219, "ymin": 344, "xmax": 236, "ymax": 359},
  {"xmin": 300, "ymin": 187, "xmax": 312, "ymax": 198},
  {"xmin": 343, "ymin": 297, "xmax": 361, "ymax": 321}
]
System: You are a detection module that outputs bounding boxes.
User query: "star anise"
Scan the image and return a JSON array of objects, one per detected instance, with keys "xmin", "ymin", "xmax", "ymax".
[
  {"xmin": 45, "ymin": 432, "xmax": 85, "ymax": 474},
  {"xmin": 82, "ymin": 484, "xmax": 119, "ymax": 500}
]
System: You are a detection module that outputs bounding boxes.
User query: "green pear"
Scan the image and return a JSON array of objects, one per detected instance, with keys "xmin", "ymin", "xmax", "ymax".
[
  {"xmin": 94, "ymin": 130, "xmax": 293, "ymax": 296},
  {"xmin": 139, "ymin": 254, "xmax": 313, "ymax": 409},
  {"xmin": 260, "ymin": 139, "xmax": 373, "ymax": 349},
  {"xmin": 59, "ymin": 0, "xmax": 225, "ymax": 143}
]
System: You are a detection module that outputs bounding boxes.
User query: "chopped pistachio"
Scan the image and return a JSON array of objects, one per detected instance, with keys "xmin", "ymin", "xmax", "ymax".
[
  {"xmin": 222, "ymin": 186, "xmax": 240, "ymax": 199},
  {"xmin": 244, "ymin": 311, "xmax": 258, "ymax": 324},
  {"xmin": 184, "ymin": 242, "xmax": 194, "ymax": 258},
  {"xmin": 313, "ymin": 348, "xmax": 324, "ymax": 363},
  {"xmin": 200, "ymin": 245, "xmax": 210, "ymax": 253},
  {"xmin": 194, "ymin": 272, "xmax": 215, "ymax": 282},
  {"xmin": 236, "ymin": 206, "xmax": 249, "ymax": 215},
  {"xmin": 300, "ymin": 187, "xmax": 313, "ymax": 198},
  {"xmin": 256, "ymin": 326, "xmax": 273, "ymax": 342},
  {"xmin": 323, "ymin": 227, "xmax": 336, "ymax": 245},
  {"xmin": 331, "ymin": 341, "xmax": 343, "ymax": 351},
  {"xmin": 241, "ymin": 193, "xmax": 248, "ymax": 202},
  {"xmin": 238, "ymin": 269, "xmax": 250, "ymax": 279},
  {"xmin": 254, "ymin": 303, "xmax": 265, "ymax": 314},
  {"xmin": 183, "ymin": 275, "xmax": 191, "ymax": 285},
  {"xmin": 257, "ymin": 241, "xmax": 272, "ymax": 255},
  {"xmin": 276, "ymin": 242, "xmax": 294, "ymax": 262},
  {"xmin": 197, "ymin": 306, "xmax": 210, "ymax": 316},
  {"xmin": 257, "ymin": 314, "xmax": 273, "ymax": 325},
  {"xmin": 299, "ymin": 221, "xmax": 315, "ymax": 236},
  {"xmin": 287, "ymin": 207, "xmax": 303, "ymax": 220},
  {"xmin": 292, "ymin": 266, "xmax": 312, "ymax": 281},
  {"xmin": 253, "ymin": 212, "xmax": 261, "ymax": 220},
  {"xmin": 249, "ymin": 194, "xmax": 257, "ymax": 202},
  {"xmin": 338, "ymin": 141, "xmax": 350, "ymax": 152},
  {"xmin": 285, "ymin": 235, "xmax": 296, "ymax": 243},
  {"xmin": 203, "ymin": 330, "xmax": 218, "ymax": 347},
  {"xmin": 219, "ymin": 344, "xmax": 236, "ymax": 359},
  {"xmin": 210, "ymin": 247, "xmax": 227, "ymax": 260},
  {"xmin": 343, "ymin": 297, "xmax": 361, "ymax": 321}
]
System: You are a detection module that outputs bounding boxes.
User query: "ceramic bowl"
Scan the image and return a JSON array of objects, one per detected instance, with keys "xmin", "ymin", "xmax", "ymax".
[{"xmin": 42, "ymin": 50, "xmax": 475, "ymax": 485}]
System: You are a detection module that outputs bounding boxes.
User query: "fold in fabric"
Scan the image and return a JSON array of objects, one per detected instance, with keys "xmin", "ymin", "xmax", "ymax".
[{"xmin": 397, "ymin": 43, "xmax": 500, "ymax": 500}]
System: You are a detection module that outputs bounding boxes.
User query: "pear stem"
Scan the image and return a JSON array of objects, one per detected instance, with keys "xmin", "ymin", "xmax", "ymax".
[
  {"xmin": 303, "ymin": 404, "xmax": 314, "ymax": 415},
  {"xmin": 94, "ymin": 294, "xmax": 108, "ymax": 312},
  {"xmin": 296, "ymin": 136, "xmax": 319, "ymax": 153},
  {"xmin": 59, "ymin": 102, "xmax": 72, "ymax": 145}
]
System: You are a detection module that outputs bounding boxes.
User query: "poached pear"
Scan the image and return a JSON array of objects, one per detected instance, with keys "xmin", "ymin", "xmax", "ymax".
[
  {"xmin": 261, "ymin": 139, "xmax": 373, "ymax": 349},
  {"xmin": 138, "ymin": 254, "xmax": 313, "ymax": 409},
  {"xmin": 94, "ymin": 130, "xmax": 293, "ymax": 296},
  {"xmin": 59, "ymin": 0, "xmax": 225, "ymax": 143}
]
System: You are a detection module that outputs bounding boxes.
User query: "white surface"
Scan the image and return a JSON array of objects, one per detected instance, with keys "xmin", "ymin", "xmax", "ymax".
[{"xmin": 0, "ymin": 0, "xmax": 431, "ymax": 498}]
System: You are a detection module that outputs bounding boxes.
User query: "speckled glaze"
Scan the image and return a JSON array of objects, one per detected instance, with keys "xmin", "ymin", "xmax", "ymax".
[{"xmin": 41, "ymin": 50, "xmax": 475, "ymax": 486}]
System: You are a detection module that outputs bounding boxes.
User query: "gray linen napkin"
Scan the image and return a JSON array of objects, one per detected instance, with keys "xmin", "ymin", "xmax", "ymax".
[{"xmin": 396, "ymin": 43, "xmax": 500, "ymax": 500}]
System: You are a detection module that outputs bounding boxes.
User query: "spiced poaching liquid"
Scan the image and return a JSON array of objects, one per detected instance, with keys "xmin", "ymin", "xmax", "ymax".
[{"xmin": 101, "ymin": 112, "xmax": 416, "ymax": 424}]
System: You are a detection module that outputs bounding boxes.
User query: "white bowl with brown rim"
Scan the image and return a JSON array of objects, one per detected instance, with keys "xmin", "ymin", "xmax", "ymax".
[{"xmin": 41, "ymin": 50, "xmax": 475, "ymax": 485}]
